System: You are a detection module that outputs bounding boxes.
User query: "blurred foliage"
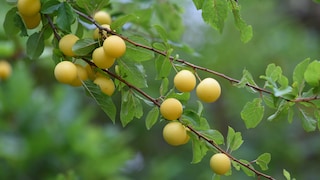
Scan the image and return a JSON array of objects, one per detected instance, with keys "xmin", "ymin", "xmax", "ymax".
[{"xmin": 1, "ymin": 0, "xmax": 320, "ymax": 180}]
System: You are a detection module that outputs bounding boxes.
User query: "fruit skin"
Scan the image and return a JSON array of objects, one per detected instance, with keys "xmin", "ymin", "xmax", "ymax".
[
  {"xmin": 94, "ymin": 11, "xmax": 112, "ymax": 25},
  {"xmin": 17, "ymin": 0, "xmax": 41, "ymax": 17},
  {"xmin": 210, "ymin": 153, "xmax": 231, "ymax": 175},
  {"xmin": 0, "ymin": 60, "xmax": 12, "ymax": 80},
  {"xmin": 163, "ymin": 121, "xmax": 189, "ymax": 146},
  {"xmin": 21, "ymin": 13, "xmax": 41, "ymax": 29},
  {"xmin": 94, "ymin": 76, "xmax": 115, "ymax": 96},
  {"xmin": 70, "ymin": 64, "xmax": 89, "ymax": 87},
  {"xmin": 59, "ymin": 34, "xmax": 79, "ymax": 57},
  {"xmin": 103, "ymin": 35, "xmax": 126, "ymax": 58},
  {"xmin": 174, "ymin": 70, "xmax": 196, "ymax": 92},
  {"xmin": 93, "ymin": 24, "xmax": 110, "ymax": 40},
  {"xmin": 160, "ymin": 98, "xmax": 183, "ymax": 120},
  {"xmin": 92, "ymin": 47, "xmax": 115, "ymax": 69},
  {"xmin": 196, "ymin": 77, "xmax": 221, "ymax": 103},
  {"xmin": 54, "ymin": 61, "xmax": 77, "ymax": 84}
]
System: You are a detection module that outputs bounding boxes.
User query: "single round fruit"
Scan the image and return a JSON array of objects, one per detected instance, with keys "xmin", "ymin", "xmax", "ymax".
[
  {"xmin": 94, "ymin": 76, "xmax": 115, "ymax": 96},
  {"xmin": 210, "ymin": 153, "xmax": 231, "ymax": 175},
  {"xmin": 0, "ymin": 60, "xmax": 12, "ymax": 80},
  {"xmin": 93, "ymin": 24, "xmax": 110, "ymax": 40},
  {"xmin": 174, "ymin": 70, "xmax": 196, "ymax": 92},
  {"xmin": 70, "ymin": 64, "xmax": 89, "ymax": 87},
  {"xmin": 21, "ymin": 13, "xmax": 41, "ymax": 29},
  {"xmin": 103, "ymin": 35, "xmax": 126, "ymax": 58},
  {"xmin": 17, "ymin": 0, "xmax": 41, "ymax": 17},
  {"xmin": 160, "ymin": 98, "xmax": 183, "ymax": 120},
  {"xmin": 93, "ymin": 11, "xmax": 112, "ymax": 25},
  {"xmin": 163, "ymin": 122, "xmax": 189, "ymax": 146},
  {"xmin": 59, "ymin": 34, "xmax": 79, "ymax": 57},
  {"xmin": 196, "ymin": 78, "xmax": 221, "ymax": 103},
  {"xmin": 92, "ymin": 47, "xmax": 115, "ymax": 69},
  {"xmin": 54, "ymin": 61, "xmax": 77, "ymax": 84}
]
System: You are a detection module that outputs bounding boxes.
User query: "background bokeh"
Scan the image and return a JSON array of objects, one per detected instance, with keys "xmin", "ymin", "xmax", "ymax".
[{"xmin": 1, "ymin": 0, "xmax": 320, "ymax": 179}]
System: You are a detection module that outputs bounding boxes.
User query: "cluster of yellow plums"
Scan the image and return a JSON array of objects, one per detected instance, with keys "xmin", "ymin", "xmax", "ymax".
[
  {"xmin": 160, "ymin": 69, "xmax": 230, "ymax": 175},
  {"xmin": 0, "ymin": 60, "xmax": 12, "ymax": 81},
  {"xmin": 17, "ymin": 0, "xmax": 41, "ymax": 29},
  {"xmin": 54, "ymin": 11, "xmax": 125, "ymax": 96}
]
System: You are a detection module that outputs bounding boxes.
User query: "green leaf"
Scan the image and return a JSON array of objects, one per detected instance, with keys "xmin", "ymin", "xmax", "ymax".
[
  {"xmin": 76, "ymin": 0, "xmax": 110, "ymax": 14},
  {"xmin": 230, "ymin": 1, "xmax": 253, "ymax": 43},
  {"xmin": 124, "ymin": 36, "xmax": 154, "ymax": 62},
  {"xmin": 201, "ymin": 0, "xmax": 229, "ymax": 33},
  {"xmin": 191, "ymin": 138, "xmax": 208, "ymax": 164},
  {"xmin": 239, "ymin": 159, "xmax": 255, "ymax": 177},
  {"xmin": 118, "ymin": 59, "xmax": 148, "ymax": 88},
  {"xmin": 4, "ymin": 7, "xmax": 20, "ymax": 37},
  {"xmin": 181, "ymin": 109, "xmax": 201, "ymax": 127},
  {"xmin": 304, "ymin": 60, "xmax": 320, "ymax": 87},
  {"xmin": 283, "ymin": 169, "xmax": 291, "ymax": 180},
  {"xmin": 153, "ymin": 24, "xmax": 168, "ymax": 43},
  {"xmin": 145, "ymin": 107, "xmax": 159, "ymax": 130},
  {"xmin": 192, "ymin": 0, "xmax": 204, "ymax": 9},
  {"xmin": 26, "ymin": 32, "xmax": 45, "ymax": 59},
  {"xmin": 226, "ymin": 126, "xmax": 243, "ymax": 152},
  {"xmin": 155, "ymin": 54, "xmax": 172, "ymax": 79},
  {"xmin": 201, "ymin": 129, "xmax": 224, "ymax": 145},
  {"xmin": 256, "ymin": 153, "xmax": 271, "ymax": 171},
  {"xmin": 83, "ymin": 80, "xmax": 116, "ymax": 123},
  {"xmin": 110, "ymin": 14, "xmax": 137, "ymax": 31},
  {"xmin": 120, "ymin": 90, "xmax": 143, "ymax": 127},
  {"xmin": 56, "ymin": 2, "xmax": 75, "ymax": 33},
  {"xmin": 241, "ymin": 98, "xmax": 264, "ymax": 128},
  {"xmin": 41, "ymin": 0, "xmax": 61, "ymax": 14},
  {"xmin": 297, "ymin": 103, "xmax": 317, "ymax": 132},
  {"xmin": 160, "ymin": 78, "xmax": 169, "ymax": 96},
  {"xmin": 235, "ymin": 69, "xmax": 258, "ymax": 93},
  {"xmin": 267, "ymin": 100, "xmax": 292, "ymax": 122},
  {"xmin": 72, "ymin": 38, "xmax": 97, "ymax": 56},
  {"xmin": 292, "ymin": 58, "xmax": 310, "ymax": 94}
]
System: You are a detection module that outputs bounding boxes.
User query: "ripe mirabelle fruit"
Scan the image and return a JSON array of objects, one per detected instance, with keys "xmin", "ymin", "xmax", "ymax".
[
  {"xmin": 59, "ymin": 34, "xmax": 79, "ymax": 57},
  {"xmin": 21, "ymin": 13, "xmax": 41, "ymax": 29},
  {"xmin": 54, "ymin": 61, "xmax": 77, "ymax": 84},
  {"xmin": 93, "ymin": 24, "xmax": 111, "ymax": 40},
  {"xmin": 0, "ymin": 60, "xmax": 12, "ymax": 80},
  {"xmin": 210, "ymin": 153, "xmax": 231, "ymax": 175},
  {"xmin": 174, "ymin": 69, "xmax": 196, "ymax": 92},
  {"xmin": 160, "ymin": 98, "xmax": 183, "ymax": 120},
  {"xmin": 94, "ymin": 76, "xmax": 115, "ymax": 96},
  {"xmin": 93, "ymin": 11, "xmax": 112, "ymax": 25},
  {"xmin": 70, "ymin": 64, "xmax": 89, "ymax": 87},
  {"xmin": 103, "ymin": 35, "xmax": 126, "ymax": 58},
  {"xmin": 17, "ymin": 0, "xmax": 41, "ymax": 17},
  {"xmin": 92, "ymin": 47, "xmax": 115, "ymax": 69},
  {"xmin": 163, "ymin": 121, "xmax": 189, "ymax": 146},
  {"xmin": 196, "ymin": 78, "xmax": 221, "ymax": 103}
]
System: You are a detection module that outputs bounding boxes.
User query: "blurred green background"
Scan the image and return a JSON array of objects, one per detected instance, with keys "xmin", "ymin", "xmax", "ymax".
[{"xmin": 1, "ymin": 0, "xmax": 320, "ymax": 179}]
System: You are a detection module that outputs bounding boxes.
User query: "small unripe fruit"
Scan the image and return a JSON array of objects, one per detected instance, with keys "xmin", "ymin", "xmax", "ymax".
[
  {"xmin": 0, "ymin": 60, "xmax": 12, "ymax": 80},
  {"xmin": 174, "ymin": 70, "xmax": 196, "ymax": 92},
  {"xmin": 163, "ymin": 122, "xmax": 189, "ymax": 146},
  {"xmin": 59, "ymin": 34, "xmax": 79, "ymax": 57},
  {"xmin": 94, "ymin": 11, "xmax": 112, "ymax": 25},
  {"xmin": 103, "ymin": 35, "xmax": 126, "ymax": 58},
  {"xmin": 21, "ymin": 13, "xmax": 41, "ymax": 29},
  {"xmin": 92, "ymin": 47, "xmax": 115, "ymax": 69},
  {"xmin": 160, "ymin": 98, "xmax": 183, "ymax": 120},
  {"xmin": 54, "ymin": 61, "xmax": 77, "ymax": 84},
  {"xmin": 210, "ymin": 153, "xmax": 231, "ymax": 175},
  {"xmin": 17, "ymin": 0, "xmax": 41, "ymax": 17},
  {"xmin": 94, "ymin": 76, "xmax": 115, "ymax": 96},
  {"xmin": 70, "ymin": 64, "xmax": 89, "ymax": 87},
  {"xmin": 196, "ymin": 78, "xmax": 221, "ymax": 103}
]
